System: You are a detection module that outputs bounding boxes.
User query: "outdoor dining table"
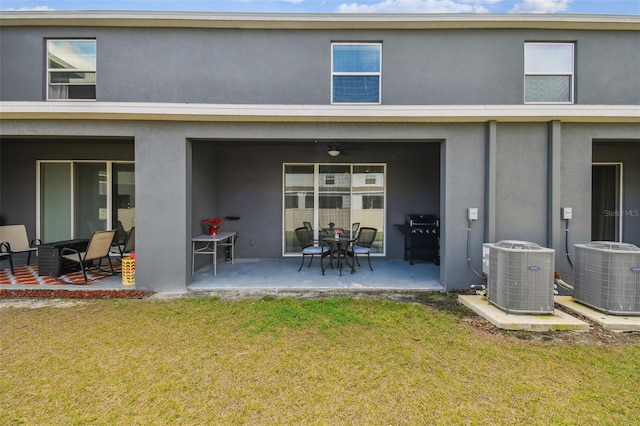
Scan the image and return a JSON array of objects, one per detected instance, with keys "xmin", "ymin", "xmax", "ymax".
[
  {"xmin": 191, "ymin": 231, "xmax": 237, "ymax": 276},
  {"xmin": 321, "ymin": 236, "xmax": 356, "ymax": 276}
]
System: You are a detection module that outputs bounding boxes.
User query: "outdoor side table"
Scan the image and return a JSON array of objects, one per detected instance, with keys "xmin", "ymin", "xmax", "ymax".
[
  {"xmin": 191, "ymin": 232, "xmax": 237, "ymax": 276},
  {"xmin": 38, "ymin": 238, "xmax": 90, "ymax": 277}
]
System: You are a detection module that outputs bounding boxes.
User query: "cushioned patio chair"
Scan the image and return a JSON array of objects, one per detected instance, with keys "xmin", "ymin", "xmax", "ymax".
[
  {"xmin": 346, "ymin": 227, "xmax": 377, "ymax": 271},
  {"xmin": 295, "ymin": 226, "xmax": 330, "ymax": 274},
  {"xmin": 60, "ymin": 229, "xmax": 117, "ymax": 284},
  {"xmin": 110, "ymin": 226, "xmax": 135, "ymax": 259},
  {"xmin": 0, "ymin": 224, "xmax": 41, "ymax": 274}
]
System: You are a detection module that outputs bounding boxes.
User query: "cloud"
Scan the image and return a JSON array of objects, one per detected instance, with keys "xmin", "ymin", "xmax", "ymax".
[
  {"xmin": 6, "ymin": 6, "xmax": 54, "ymax": 11},
  {"xmin": 336, "ymin": 0, "xmax": 492, "ymax": 13},
  {"xmin": 510, "ymin": 0, "xmax": 572, "ymax": 13}
]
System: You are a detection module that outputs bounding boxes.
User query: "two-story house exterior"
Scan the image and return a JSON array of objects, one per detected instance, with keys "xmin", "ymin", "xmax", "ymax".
[{"xmin": 1, "ymin": 11, "xmax": 639, "ymax": 293}]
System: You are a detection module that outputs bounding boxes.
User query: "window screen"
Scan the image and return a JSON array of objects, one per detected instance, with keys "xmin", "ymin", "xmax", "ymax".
[
  {"xmin": 524, "ymin": 42, "xmax": 574, "ymax": 103},
  {"xmin": 332, "ymin": 43, "xmax": 381, "ymax": 104}
]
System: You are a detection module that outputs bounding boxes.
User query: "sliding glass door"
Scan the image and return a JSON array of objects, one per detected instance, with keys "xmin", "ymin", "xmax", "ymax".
[
  {"xmin": 38, "ymin": 161, "xmax": 135, "ymax": 243},
  {"xmin": 284, "ymin": 163, "xmax": 385, "ymax": 254}
]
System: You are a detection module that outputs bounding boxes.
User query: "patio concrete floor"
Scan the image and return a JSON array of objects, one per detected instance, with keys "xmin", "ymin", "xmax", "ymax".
[
  {"xmin": 189, "ymin": 257, "xmax": 443, "ymax": 292},
  {"xmin": 1, "ymin": 257, "xmax": 444, "ymax": 293}
]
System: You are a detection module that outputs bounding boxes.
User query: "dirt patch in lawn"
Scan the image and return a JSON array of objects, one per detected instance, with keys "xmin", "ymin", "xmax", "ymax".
[
  {"xmin": 415, "ymin": 291, "xmax": 640, "ymax": 345},
  {"xmin": 1, "ymin": 288, "xmax": 638, "ymax": 345}
]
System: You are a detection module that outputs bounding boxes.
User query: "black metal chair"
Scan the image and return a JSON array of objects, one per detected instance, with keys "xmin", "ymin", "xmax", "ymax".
[
  {"xmin": 60, "ymin": 229, "xmax": 117, "ymax": 284},
  {"xmin": 295, "ymin": 226, "xmax": 330, "ymax": 274},
  {"xmin": 346, "ymin": 227, "xmax": 377, "ymax": 271},
  {"xmin": 350, "ymin": 222, "xmax": 360, "ymax": 239}
]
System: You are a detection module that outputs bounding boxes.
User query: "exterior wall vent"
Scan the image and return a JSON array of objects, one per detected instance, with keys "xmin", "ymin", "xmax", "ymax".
[
  {"xmin": 573, "ymin": 241, "xmax": 640, "ymax": 316},
  {"xmin": 486, "ymin": 240, "xmax": 555, "ymax": 315}
]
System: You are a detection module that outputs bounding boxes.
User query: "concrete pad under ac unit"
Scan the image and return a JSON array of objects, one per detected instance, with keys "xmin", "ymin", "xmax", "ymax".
[
  {"xmin": 554, "ymin": 296, "xmax": 640, "ymax": 332},
  {"xmin": 458, "ymin": 295, "xmax": 589, "ymax": 332}
]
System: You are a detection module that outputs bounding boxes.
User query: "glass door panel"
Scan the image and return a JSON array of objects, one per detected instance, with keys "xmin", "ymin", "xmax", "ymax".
[
  {"xmin": 352, "ymin": 165, "xmax": 385, "ymax": 253},
  {"xmin": 592, "ymin": 164, "xmax": 622, "ymax": 241},
  {"xmin": 74, "ymin": 162, "xmax": 107, "ymax": 239},
  {"xmin": 40, "ymin": 163, "xmax": 72, "ymax": 243},
  {"xmin": 283, "ymin": 163, "xmax": 385, "ymax": 255},
  {"xmin": 113, "ymin": 163, "xmax": 136, "ymax": 244},
  {"xmin": 284, "ymin": 165, "xmax": 315, "ymax": 252},
  {"xmin": 319, "ymin": 165, "xmax": 351, "ymax": 236}
]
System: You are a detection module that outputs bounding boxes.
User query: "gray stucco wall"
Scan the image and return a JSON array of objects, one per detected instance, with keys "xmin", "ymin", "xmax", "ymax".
[
  {"xmin": 2, "ymin": 26, "xmax": 639, "ymax": 105},
  {"xmin": 1, "ymin": 18, "xmax": 638, "ymax": 292},
  {"xmin": 190, "ymin": 140, "xmax": 441, "ymax": 261},
  {"xmin": 1, "ymin": 120, "xmax": 638, "ymax": 292}
]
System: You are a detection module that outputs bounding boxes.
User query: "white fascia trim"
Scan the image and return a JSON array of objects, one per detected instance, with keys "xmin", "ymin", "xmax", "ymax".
[
  {"xmin": 1, "ymin": 102, "xmax": 639, "ymax": 123},
  {"xmin": 0, "ymin": 11, "xmax": 638, "ymax": 31}
]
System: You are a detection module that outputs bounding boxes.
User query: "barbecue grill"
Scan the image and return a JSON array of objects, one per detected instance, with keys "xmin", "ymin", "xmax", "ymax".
[{"xmin": 395, "ymin": 214, "xmax": 440, "ymax": 265}]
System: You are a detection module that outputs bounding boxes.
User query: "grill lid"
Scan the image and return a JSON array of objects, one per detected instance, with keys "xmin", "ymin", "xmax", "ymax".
[{"xmin": 407, "ymin": 214, "xmax": 438, "ymax": 227}]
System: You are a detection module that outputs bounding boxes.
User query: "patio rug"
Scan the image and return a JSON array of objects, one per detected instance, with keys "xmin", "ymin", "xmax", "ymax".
[{"xmin": 0, "ymin": 263, "xmax": 121, "ymax": 286}]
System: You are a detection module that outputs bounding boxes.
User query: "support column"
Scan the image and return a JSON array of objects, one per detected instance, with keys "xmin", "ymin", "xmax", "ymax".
[{"xmin": 134, "ymin": 126, "xmax": 189, "ymax": 293}]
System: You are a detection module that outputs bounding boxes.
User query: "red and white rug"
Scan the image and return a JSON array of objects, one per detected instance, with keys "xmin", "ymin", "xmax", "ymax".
[{"xmin": 0, "ymin": 263, "xmax": 121, "ymax": 286}]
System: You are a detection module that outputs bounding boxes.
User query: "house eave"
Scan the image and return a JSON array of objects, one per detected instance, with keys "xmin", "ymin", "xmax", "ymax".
[
  {"xmin": 1, "ymin": 102, "xmax": 638, "ymax": 124},
  {"xmin": 0, "ymin": 11, "xmax": 638, "ymax": 31}
]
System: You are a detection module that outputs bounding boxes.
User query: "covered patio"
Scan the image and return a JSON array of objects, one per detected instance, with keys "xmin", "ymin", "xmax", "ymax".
[{"xmin": 1, "ymin": 256, "xmax": 443, "ymax": 293}]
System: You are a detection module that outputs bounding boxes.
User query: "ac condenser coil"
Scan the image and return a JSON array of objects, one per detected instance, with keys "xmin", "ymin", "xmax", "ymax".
[
  {"xmin": 573, "ymin": 241, "xmax": 640, "ymax": 316},
  {"xmin": 486, "ymin": 240, "xmax": 555, "ymax": 315}
]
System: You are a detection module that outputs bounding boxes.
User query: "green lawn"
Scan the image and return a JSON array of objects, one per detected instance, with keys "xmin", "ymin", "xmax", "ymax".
[{"xmin": 1, "ymin": 296, "xmax": 639, "ymax": 425}]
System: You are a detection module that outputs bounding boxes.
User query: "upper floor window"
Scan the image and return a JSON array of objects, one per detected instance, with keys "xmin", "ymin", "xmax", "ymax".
[
  {"xmin": 47, "ymin": 39, "xmax": 96, "ymax": 100},
  {"xmin": 332, "ymin": 43, "xmax": 381, "ymax": 104},
  {"xmin": 524, "ymin": 42, "xmax": 574, "ymax": 103}
]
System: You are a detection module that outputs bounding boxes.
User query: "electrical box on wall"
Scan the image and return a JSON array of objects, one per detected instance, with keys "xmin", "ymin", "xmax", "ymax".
[
  {"xmin": 468, "ymin": 207, "xmax": 479, "ymax": 221},
  {"xmin": 562, "ymin": 207, "xmax": 573, "ymax": 220}
]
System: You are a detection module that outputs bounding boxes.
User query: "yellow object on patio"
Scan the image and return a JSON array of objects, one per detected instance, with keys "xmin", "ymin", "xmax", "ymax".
[{"xmin": 121, "ymin": 257, "xmax": 135, "ymax": 286}]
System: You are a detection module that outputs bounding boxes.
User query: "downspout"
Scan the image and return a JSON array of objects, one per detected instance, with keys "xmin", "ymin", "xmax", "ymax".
[
  {"xmin": 548, "ymin": 120, "xmax": 562, "ymax": 251},
  {"xmin": 484, "ymin": 120, "xmax": 497, "ymax": 244}
]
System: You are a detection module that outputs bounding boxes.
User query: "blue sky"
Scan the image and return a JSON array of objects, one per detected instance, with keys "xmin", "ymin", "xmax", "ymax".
[{"xmin": 1, "ymin": 0, "xmax": 639, "ymax": 15}]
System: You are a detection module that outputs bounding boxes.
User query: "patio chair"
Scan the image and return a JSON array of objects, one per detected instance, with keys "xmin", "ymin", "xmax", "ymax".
[
  {"xmin": 0, "ymin": 224, "xmax": 41, "ymax": 274},
  {"xmin": 110, "ymin": 226, "xmax": 135, "ymax": 259},
  {"xmin": 60, "ymin": 229, "xmax": 117, "ymax": 284},
  {"xmin": 346, "ymin": 227, "xmax": 377, "ymax": 271},
  {"xmin": 351, "ymin": 222, "xmax": 360, "ymax": 239},
  {"xmin": 295, "ymin": 226, "xmax": 330, "ymax": 274}
]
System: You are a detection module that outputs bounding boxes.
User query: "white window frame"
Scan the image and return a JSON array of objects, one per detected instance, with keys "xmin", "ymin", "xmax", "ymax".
[
  {"xmin": 282, "ymin": 163, "xmax": 387, "ymax": 256},
  {"xmin": 46, "ymin": 39, "xmax": 97, "ymax": 101},
  {"xmin": 331, "ymin": 42, "xmax": 382, "ymax": 105},
  {"xmin": 524, "ymin": 42, "xmax": 575, "ymax": 104},
  {"xmin": 36, "ymin": 160, "xmax": 134, "ymax": 240}
]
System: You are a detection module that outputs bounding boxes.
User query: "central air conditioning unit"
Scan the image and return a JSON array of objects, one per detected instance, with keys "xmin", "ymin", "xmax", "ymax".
[
  {"xmin": 486, "ymin": 240, "xmax": 555, "ymax": 315},
  {"xmin": 573, "ymin": 241, "xmax": 640, "ymax": 316}
]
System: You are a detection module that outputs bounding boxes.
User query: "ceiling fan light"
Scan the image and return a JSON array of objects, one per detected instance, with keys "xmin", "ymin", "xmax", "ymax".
[{"xmin": 328, "ymin": 148, "xmax": 341, "ymax": 157}]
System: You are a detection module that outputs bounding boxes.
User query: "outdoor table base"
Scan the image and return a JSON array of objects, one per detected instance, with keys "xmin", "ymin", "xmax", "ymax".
[
  {"xmin": 322, "ymin": 236, "xmax": 355, "ymax": 276},
  {"xmin": 192, "ymin": 232, "xmax": 237, "ymax": 276}
]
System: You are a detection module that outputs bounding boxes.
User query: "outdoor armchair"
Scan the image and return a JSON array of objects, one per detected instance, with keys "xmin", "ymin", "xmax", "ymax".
[
  {"xmin": 0, "ymin": 224, "xmax": 41, "ymax": 274},
  {"xmin": 60, "ymin": 229, "xmax": 117, "ymax": 284},
  {"xmin": 346, "ymin": 227, "xmax": 377, "ymax": 271},
  {"xmin": 295, "ymin": 226, "xmax": 330, "ymax": 274}
]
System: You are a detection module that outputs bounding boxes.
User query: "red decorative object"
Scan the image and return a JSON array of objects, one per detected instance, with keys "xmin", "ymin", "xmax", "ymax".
[{"xmin": 203, "ymin": 217, "xmax": 221, "ymax": 236}]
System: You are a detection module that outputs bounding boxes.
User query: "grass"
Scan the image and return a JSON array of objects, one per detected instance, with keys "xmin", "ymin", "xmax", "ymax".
[{"xmin": 1, "ymin": 295, "xmax": 639, "ymax": 425}]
